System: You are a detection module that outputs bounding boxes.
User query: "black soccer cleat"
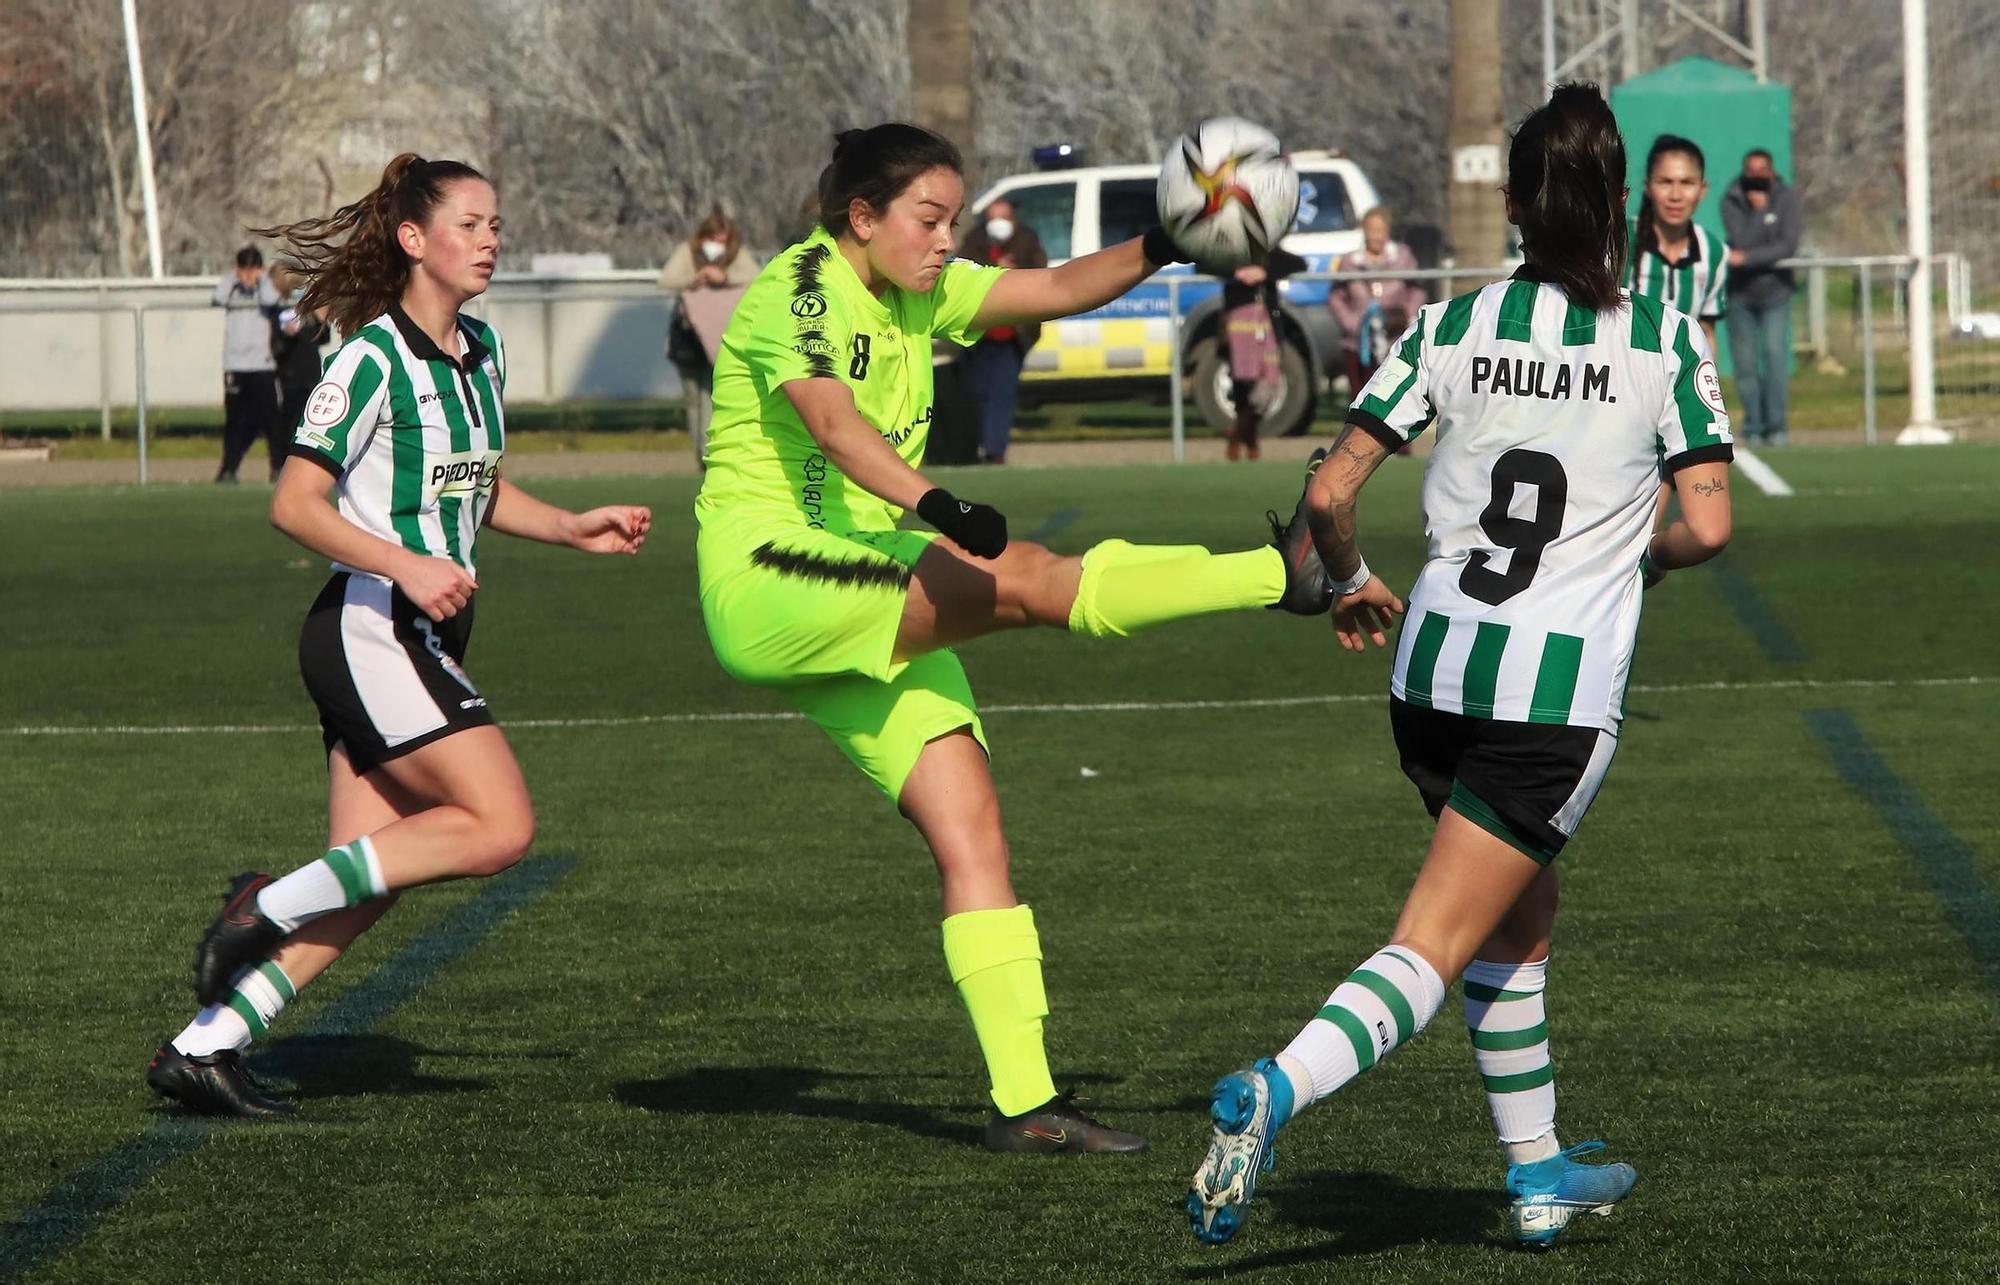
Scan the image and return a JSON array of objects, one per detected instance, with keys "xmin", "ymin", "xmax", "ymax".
[
  {"xmin": 146, "ymin": 1042, "xmax": 296, "ymax": 1119},
  {"xmin": 1266, "ymin": 446, "xmax": 1335, "ymax": 615},
  {"xmin": 193, "ymin": 870, "xmax": 287, "ymax": 1006},
  {"xmin": 983, "ymin": 1091, "xmax": 1150, "ymax": 1154}
]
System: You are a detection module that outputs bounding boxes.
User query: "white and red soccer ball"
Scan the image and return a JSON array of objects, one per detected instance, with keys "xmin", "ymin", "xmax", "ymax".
[{"xmin": 1156, "ymin": 117, "xmax": 1301, "ymax": 270}]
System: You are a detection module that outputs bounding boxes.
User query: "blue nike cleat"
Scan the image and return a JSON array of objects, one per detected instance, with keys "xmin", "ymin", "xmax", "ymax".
[
  {"xmin": 1187, "ymin": 1058, "xmax": 1294, "ymax": 1245},
  {"xmin": 1506, "ymin": 1139, "xmax": 1638, "ymax": 1247}
]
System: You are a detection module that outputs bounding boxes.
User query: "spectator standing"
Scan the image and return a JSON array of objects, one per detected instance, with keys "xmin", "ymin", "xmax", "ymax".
[
  {"xmin": 212, "ymin": 246, "xmax": 281, "ymax": 483},
  {"xmin": 1721, "ymin": 149, "xmax": 1802, "ymax": 445},
  {"xmin": 1217, "ymin": 248, "xmax": 1308, "ymax": 459},
  {"xmin": 1328, "ymin": 207, "xmax": 1426, "ymax": 399},
  {"xmin": 660, "ymin": 213, "xmax": 761, "ymax": 466},
  {"xmin": 955, "ymin": 199, "xmax": 1049, "ymax": 463},
  {"xmin": 270, "ymin": 268, "xmax": 331, "ymax": 480}
]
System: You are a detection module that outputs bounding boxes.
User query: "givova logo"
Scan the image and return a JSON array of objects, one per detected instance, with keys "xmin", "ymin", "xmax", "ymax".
[{"xmin": 423, "ymin": 450, "xmax": 502, "ymax": 504}]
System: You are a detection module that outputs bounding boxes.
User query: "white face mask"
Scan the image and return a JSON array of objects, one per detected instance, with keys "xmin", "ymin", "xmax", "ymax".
[
  {"xmin": 984, "ymin": 217, "xmax": 1015, "ymax": 244},
  {"xmin": 699, "ymin": 239, "xmax": 727, "ymax": 263}
]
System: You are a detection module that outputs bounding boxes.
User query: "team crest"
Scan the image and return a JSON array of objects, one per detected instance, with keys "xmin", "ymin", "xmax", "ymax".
[{"xmin": 1694, "ymin": 359, "xmax": 1725, "ymax": 413}]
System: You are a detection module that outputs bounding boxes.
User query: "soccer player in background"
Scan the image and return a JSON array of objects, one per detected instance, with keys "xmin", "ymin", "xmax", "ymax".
[
  {"xmin": 1631, "ymin": 134, "xmax": 1728, "ymax": 353},
  {"xmin": 696, "ymin": 122, "xmax": 1333, "ymax": 1154},
  {"xmin": 1188, "ymin": 84, "xmax": 1734, "ymax": 1246},
  {"xmin": 147, "ymin": 154, "xmax": 653, "ymax": 1117}
]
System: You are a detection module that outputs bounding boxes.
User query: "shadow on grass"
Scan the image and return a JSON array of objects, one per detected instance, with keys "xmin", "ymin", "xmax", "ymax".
[
  {"xmin": 251, "ymin": 1034, "xmax": 497, "ymax": 1101},
  {"xmin": 1181, "ymin": 1169, "xmax": 1511, "ymax": 1276},
  {"xmin": 613, "ymin": 1066, "xmax": 1141, "ymax": 1149}
]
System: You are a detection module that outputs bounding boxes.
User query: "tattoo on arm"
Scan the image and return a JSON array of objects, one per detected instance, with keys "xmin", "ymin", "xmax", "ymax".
[{"xmin": 1691, "ymin": 478, "xmax": 1726, "ymax": 496}]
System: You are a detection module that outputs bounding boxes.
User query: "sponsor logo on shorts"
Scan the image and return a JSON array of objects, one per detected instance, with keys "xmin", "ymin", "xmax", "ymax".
[{"xmin": 423, "ymin": 450, "xmax": 502, "ymax": 504}]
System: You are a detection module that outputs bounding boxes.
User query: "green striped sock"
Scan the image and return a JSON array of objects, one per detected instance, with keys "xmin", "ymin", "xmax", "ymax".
[
  {"xmin": 1279, "ymin": 945, "xmax": 1445, "ymax": 1117},
  {"xmin": 257, "ymin": 836, "xmax": 388, "ymax": 932},
  {"xmin": 172, "ymin": 960, "xmax": 298, "ymax": 1056},
  {"xmin": 1463, "ymin": 956, "xmax": 1556, "ymax": 1145}
]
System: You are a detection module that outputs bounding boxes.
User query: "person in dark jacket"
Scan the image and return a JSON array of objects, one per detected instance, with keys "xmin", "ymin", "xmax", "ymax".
[
  {"xmin": 1217, "ymin": 247, "xmax": 1308, "ymax": 459},
  {"xmin": 955, "ymin": 199, "xmax": 1049, "ymax": 463},
  {"xmin": 270, "ymin": 268, "xmax": 331, "ymax": 481},
  {"xmin": 1720, "ymin": 150, "xmax": 1803, "ymax": 445}
]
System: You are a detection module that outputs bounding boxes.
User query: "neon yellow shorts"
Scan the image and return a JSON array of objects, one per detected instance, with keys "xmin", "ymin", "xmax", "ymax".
[{"xmin": 698, "ymin": 518, "xmax": 987, "ymax": 801}]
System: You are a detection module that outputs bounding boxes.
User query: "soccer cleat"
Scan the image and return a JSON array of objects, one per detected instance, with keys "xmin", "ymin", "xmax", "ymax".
[
  {"xmin": 1506, "ymin": 1139, "xmax": 1638, "ymax": 1247},
  {"xmin": 193, "ymin": 870, "xmax": 286, "ymax": 1006},
  {"xmin": 983, "ymin": 1091, "xmax": 1149, "ymax": 1154},
  {"xmin": 1187, "ymin": 1058, "xmax": 1292, "ymax": 1245},
  {"xmin": 145, "ymin": 1042, "xmax": 296, "ymax": 1119},
  {"xmin": 1265, "ymin": 447, "xmax": 1334, "ymax": 615}
]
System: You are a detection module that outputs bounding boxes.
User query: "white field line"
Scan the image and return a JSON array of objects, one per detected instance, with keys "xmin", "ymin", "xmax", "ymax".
[
  {"xmin": 1733, "ymin": 445, "xmax": 1796, "ymax": 497},
  {"xmin": 4, "ymin": 674, "xmax": 1990, "ymax": 739}
]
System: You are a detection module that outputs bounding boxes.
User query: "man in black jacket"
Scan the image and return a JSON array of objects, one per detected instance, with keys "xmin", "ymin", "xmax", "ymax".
[{"xmin": 1721, "ymin": 150, "xmax": 1803, "ymax": 446}]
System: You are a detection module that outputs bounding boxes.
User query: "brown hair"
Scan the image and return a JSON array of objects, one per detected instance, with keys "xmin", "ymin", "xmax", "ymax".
[
  {"xmin": 1507, "ymin": 83, "xmax": 1627, "ymax": 310},
  {"xmin": 251, "ymin": 153, "xmax": 488, "ymax": 336},
  {"xmin": 816, "ymin": 123, "xmax": 962, "ymax": 237},
  {"xmin": 686, "ymin": 211, "xmax": 743, "ymax": 267}
]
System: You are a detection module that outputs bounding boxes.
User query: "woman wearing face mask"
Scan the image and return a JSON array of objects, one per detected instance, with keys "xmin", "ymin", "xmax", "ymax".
[
  {"xmin": 660, "ymin": 212, "xmax": 762, "ymax": 466},
  {"xmin": 955, "ymin": 199, "xmax": 1048, "ymax": 464}
]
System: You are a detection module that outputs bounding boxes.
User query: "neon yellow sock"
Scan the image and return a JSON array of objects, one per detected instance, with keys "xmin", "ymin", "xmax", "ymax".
[
  {"xmin": 1066, "ymin": 539, "xmax": 1286, "ymax": 638},
  {"xmin": 941, "ymin": 904, "xmax": 1058, "ymax": 1117}
]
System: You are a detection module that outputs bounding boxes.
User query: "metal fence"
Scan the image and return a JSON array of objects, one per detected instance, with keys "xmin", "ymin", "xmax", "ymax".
[{"xmin": 0, "ymin": 252, "xmax": 1987, "ymax": 483}]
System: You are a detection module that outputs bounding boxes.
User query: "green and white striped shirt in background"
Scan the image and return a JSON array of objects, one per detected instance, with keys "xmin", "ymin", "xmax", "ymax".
[
  {"xmin": 1630, "ymin": 220, "xmax": 1728, "ymax": 321},
  {"xmin": 1345, "ymin": 269, "xmax": 1733, "ymax": 732},
  {"xmin": 291, "ymin": 306, "xmax": 507, "ymax": 579}
]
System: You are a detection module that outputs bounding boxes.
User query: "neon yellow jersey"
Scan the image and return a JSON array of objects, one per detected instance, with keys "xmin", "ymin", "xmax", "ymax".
[{"xmin": 694, "ymin": 226, "xmax": 1003, "ymax": 535}]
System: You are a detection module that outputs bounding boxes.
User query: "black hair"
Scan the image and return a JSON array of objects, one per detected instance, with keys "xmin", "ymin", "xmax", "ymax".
[
  {"xmin": 1744, "ymin": 147, "xmax": 1774, "ymax": 166},
  {"xmin": 235, "ymin": 245, "xmax": 263, "ymax": 268},
  {"xmin": 816, "ymin": 123, "xmax": 962, "ymax": 238},
  {"xmin": 1507, "ymin": 82, "xmax": 1628, "ymax": 311},
  {"xmin": 1633, "ymin": 134, "xmax": 1706, "ymax": 270}
]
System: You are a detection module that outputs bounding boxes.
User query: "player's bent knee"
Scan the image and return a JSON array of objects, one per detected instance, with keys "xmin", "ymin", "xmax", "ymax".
[{"xmin": 463, "ymin": 803, "xmax": 536, "ymax": 877}]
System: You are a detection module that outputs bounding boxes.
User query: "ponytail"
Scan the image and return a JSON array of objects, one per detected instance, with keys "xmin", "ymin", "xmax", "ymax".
[
  {"xmin": 1507, "ymin": 83, "xmax": 1627, "ymax": 311},
  {"xmin": 252, "ymin": 153, "xmax": 488, "ymax": 336}
]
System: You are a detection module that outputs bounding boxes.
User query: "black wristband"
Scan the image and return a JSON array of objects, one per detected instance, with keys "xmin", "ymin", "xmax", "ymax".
[
  {"xmin": 916, "ymin": 488, "xmax": 1009, "ymax": 559},
  {"xmin": 1141, "ymin": 225, "xmax": 1191, "ymax": 269}
]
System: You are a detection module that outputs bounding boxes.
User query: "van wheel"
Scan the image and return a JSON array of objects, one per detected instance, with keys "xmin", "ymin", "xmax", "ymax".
[{"xmin": 1190, "ymin": 336, "xmax": 1317, "ymax": 440}]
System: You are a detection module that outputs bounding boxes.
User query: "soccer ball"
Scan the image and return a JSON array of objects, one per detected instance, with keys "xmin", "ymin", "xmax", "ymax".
[{"xmin": 1156, "ymin": 117, "xmax": 1301, "ymax": 271}]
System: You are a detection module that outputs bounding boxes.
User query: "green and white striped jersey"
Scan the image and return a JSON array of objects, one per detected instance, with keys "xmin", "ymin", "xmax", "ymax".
[
  {"xmin": 1630, "ymin": 220, "xmax": 1728, "ymax": 321},
  {"xmin": 1347, "ymin": 268, "xmax": 1732, "ymax": 732},
  {"xmin": 290, "ymin": 306, "xmax": 507, "ymax": 578}
]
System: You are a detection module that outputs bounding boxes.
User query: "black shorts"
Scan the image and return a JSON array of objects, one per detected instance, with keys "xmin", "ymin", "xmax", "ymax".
[
  {"xmin": 1389, "ymin": 698, "xmax": 1618, "ymax": 864},
  {"xmin": 298, "ymin": 572, "xmax": 495, "ymax": 775}
]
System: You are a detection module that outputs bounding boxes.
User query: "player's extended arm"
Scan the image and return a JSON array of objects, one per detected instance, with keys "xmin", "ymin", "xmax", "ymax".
[
  {"xmin": 1648, "ymin": 460, "xmax": 1732, "ymax": 574},
  {"xmin": 970, "ymin": 230, "xmax": 1186, "ymax": 330},
  {"xmin": 487, "ymin": 478, "xmax": 650, "ymax": 555},
  {"xmin": 783, "ymin": 378, "xmax": 1007, "ymax": 558},
  {"xmin": 1305, "ymin": 424, "xmax": 1405, "ymax": 651},
  {"xmin": 269, "ymin": 460, "xmax": 477, "ymax": 621}
]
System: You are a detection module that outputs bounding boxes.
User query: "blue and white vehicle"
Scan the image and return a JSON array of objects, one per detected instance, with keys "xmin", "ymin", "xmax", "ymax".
[{"xmin": 971, "ymin": 150, "xmax": 1383, "ymax": 436}]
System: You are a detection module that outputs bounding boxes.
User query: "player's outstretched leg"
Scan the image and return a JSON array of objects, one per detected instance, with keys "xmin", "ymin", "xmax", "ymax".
[{"xmin": 1506, "ymin": 1140, "xmax": 1637, "ymax": 1246}]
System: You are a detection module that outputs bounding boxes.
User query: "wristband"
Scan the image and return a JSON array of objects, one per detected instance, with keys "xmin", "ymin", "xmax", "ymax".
[
  {"xmin": 1141, "ymin": 225, "xmax": 1192, "ymax": 269},
  {"xmin": 1330, "ymin": 556, "xmax": 1372, "ymax": 599}
]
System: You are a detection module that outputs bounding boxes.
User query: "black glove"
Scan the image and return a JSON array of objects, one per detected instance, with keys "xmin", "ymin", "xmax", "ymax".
[
  {"xmin": 1141, "ymin": 224, "xmax": 1192, "ymax": 269},
  {"xmin": 917, "ymin": 488, "xmax": 1008, "ymax": 559}
]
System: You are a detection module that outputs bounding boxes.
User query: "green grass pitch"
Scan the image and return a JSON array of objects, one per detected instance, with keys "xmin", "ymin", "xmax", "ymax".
[{"xmin": 2, "ymin": 446, "xmax": 1997, "ymax": 1282}]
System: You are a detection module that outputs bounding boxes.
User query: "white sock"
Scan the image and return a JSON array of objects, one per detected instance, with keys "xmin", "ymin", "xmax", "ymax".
[
  {"xmin": 1463, "ymin": 956, "xmax": 1559, "ymax": 1152},
  {"xmin": 170, "ymin": 960, "xmax": 297, "ymax": 1055},
  {"xmin": 1280, "ymin": 944, "xmax": 1446, "ymax": 1119},
  {"xmin": 257, "ymin": 836, "xmax": 386, "ymax": 932}
]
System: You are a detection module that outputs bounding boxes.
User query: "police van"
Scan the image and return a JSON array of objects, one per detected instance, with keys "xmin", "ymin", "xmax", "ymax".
[{"xmin": 970, "ymin": 151, "xmax": 1385, "ymax": 437}]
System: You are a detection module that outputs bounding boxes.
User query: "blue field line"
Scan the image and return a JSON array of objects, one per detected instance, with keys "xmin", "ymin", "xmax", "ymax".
[
  {"xmin": 1709, "ymin": 555, "xmax": 1808, "ymax": 663},
  {"xmin": 0, "ymin": 856, "xmax": 576, "ymax": 1283},
  {"xmin": 1806, "ymin": 710, "xmax": 2000, "ymax": 1000},
  {"xmin": 1026, "ymin": 505, "xmax": 1083, "ymax": 542}
]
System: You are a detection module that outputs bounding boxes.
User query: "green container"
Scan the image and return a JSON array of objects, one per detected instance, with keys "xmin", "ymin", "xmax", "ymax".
[{"xmin": 1612, "ymin": 57, "xmax": 1794, "ymax": 376}]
